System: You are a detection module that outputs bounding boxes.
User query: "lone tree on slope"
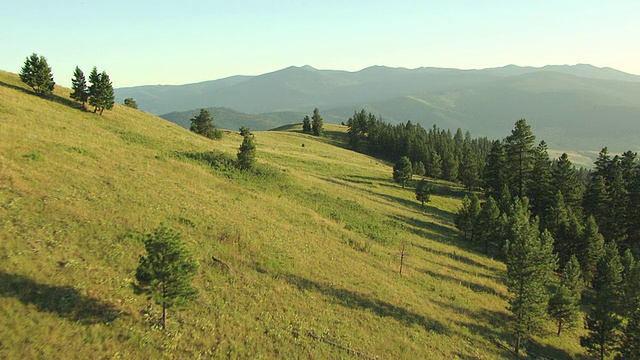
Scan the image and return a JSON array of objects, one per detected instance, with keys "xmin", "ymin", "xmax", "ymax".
[
  {"xmin": 415, "ymin": 178, "xmax": 431, "ymax": 207},
  {"xmin": 20, "ymin": 53, "xmax": 55, "ymax": 96},
  {"xmin": 189, "ymin": 109, "xmax": 220, "ymax": 139},
  {"xmin": 237, "ymin": 133, "xmax": 257, "ymax": 170},
  {"xmin": 393, "ymin": 156, "xmax": 412, "ymax": 188},
  {"xmin": 134, "ymin": 226, "xmax": 199, "ymax": 330}
]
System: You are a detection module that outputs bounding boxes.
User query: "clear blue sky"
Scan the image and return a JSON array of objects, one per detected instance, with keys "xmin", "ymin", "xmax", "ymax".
[{"xmin": 2, "ymin": 0, "xmax": 638, "ymax": 87}]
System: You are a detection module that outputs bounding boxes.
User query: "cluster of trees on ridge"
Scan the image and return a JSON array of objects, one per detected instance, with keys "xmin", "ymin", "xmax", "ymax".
[
  {"xmin": 19, "ymin": 53, "xmax": 118, "ymax": 116},
  {"xmin": 349, "ymin": 114, "xmax": 639, "ymax": 357},
  {"xmin": 302, "ymin": 107, "xmax": 324, "ymax": 136}
]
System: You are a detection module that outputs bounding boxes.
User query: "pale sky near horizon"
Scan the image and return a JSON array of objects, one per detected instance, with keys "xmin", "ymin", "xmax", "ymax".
[{"xmin": 2, "ymin": 0, "xmax": 638, "ymax": 88}]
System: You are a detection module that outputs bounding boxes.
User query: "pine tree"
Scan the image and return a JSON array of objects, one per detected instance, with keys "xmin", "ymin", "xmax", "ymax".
[
  {"xmin": 88, "ymin": 68, "xmax": 115, "ymax": 115},
  {"xmin": 123, "ymin": 98, "xmax": 138, "ymax": 109},
  {"xmin": 476, "ymin": 196, "xmax": 501, "ymax": 254},
  {"xmin": 237, "ymin": 133, "xmax": 256, "ymax": 170},
  {"xmin": 455, "ymin": 195, "xmax": 481, "ymax": 241},
  {"xmin": 414, "ymin": 178, "xmax": 431, "ymax": 207},
  {"xmin": 553, "ymin": 153, "xmax": 583, "ymax": 212},
  {"xmin": 581, "ymin": 242, "xmax": 623, "ymax": 360},
  {"xmin": 189, "ymin": 109, "xmax": 218, "ymax": 139},
  {"xmin": 617, "ymin": 307, "xmax": 640, "ymax": 360},
  {"xmin": 442, "ymin": 151, "xmax": 459, "ymax": 182},
  {"xmin": 393, "ymin": 156, "xmax": 412, "ymax": 188},
  {"xmin": 504, "ymin": 197, "xmax": 557, "ymax": 354},
  {"xmin": 311, "ymin": 108, "xmax": 323, "ymax": 136},
  {"xmin": 302, "ymin": 115, "xmax": 312, "ymax": 133},
  {"xmin": 459, "ymin": 142, "xmax": 480, "ymax": 191},
  {"xmin": 19, "ymin": 53, "xmax": 55, "ymax": 96},
  {"xmin": 580, "ymin": 216, "xmax": 606, "ymax": 285},
  {"xmin": 70, "ymin": 66, "xmax": 89, "ymax": 109},
  {"xmin": 528, "ymin": 141, "xmax": 554, "ymax": 221},
  {"xmin": 483, "ymin": 140, "xmax": 507, "ymax": 199},
  {"xmin": 426, "ymin": 151, "xmax": 443, "ymax": 179},
  {"xmin": 134, "ymin": 226, "xmax": 199, "ymax": 330},
  {"xmin": 505, "ymin": 119, "xmax": 536, "ymax": 198},
  {"xmin": 548, "ymin": 255, "xmax": 584, "ymax": 336},
  {"xmin": 413, "ymin": 161, "xmax": 426, "ymax": 176},
  {"xmin": 620, "ymin": 249, "xmax": 640, "ymax": 318}
]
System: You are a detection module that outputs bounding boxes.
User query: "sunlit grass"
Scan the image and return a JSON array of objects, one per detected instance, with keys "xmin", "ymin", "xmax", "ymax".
[{"xmin": 0, "ymin": 70, "xmax": 587, "ymax": 358}]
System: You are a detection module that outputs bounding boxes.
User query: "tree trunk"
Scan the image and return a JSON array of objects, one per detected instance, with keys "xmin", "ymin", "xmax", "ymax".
[
  {"xmin": 162, "ymin": 285, "xmax": 167, "ymax": 330},
  {"xmin": 557, "ymin": 320, "xmax": 562, "ymax": 336},
  {"xmin": 515, "ymin": 334, "xmax": 520, "ymax": 354}
]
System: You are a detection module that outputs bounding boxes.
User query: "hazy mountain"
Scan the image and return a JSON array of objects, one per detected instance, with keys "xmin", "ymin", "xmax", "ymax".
[{"xmin": 116, "ymin": 64, "xmax": 640, "ymax": 152}]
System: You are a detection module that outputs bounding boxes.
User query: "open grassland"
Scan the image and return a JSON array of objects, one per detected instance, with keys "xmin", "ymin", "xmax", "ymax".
[{"xmin": 0, "ymin": 71, "xmax": 587, "ymax": 358}]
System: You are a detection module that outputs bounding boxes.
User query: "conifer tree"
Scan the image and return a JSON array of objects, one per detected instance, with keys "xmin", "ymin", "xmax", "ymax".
[
  {"xmin": 504, "ymin": 198, "xmax": 557, "ymax": 354},
  {"xmin": 476, "ymin": 196, "xmax": 501, "ymax": 253},
  {"xmin": 483, "ymin": 140, "xmax": 507, "ymax": 199},
  {"xmin": 505, "ymin": 119, "xmax": 536, "ymax": 198},
  {"xmin": 302, "ymin": 115, "xmax": 312, "ymax": 133},
  {"xmin": 528, "ymin": 141, "xmax": 554, "ymax": 221},
  {"xmin": 393, "ymin": 156, "xmax": 412, "ymax": 188},
  {"xmin": 548, "ymin": 255, "xmax": 584, "ymax": 336},
  {"xmin": 70, "ymin": 66, "xmax": 89, "ymax": 109},
  {"xmin": 311, "ymin": 108, "xmax": 323, "ymax": 136},
  {"xmin": 459, "ymin": 142, "xmax": 480, "ymax": 191},
  {"xmin": 442, "ymin": 151, "xmax": 459, "ymax": 182},
  {"xmin": 455, "ymin": 195, "xmax": 481, "ymax": 241},
  {"xmin": 413, "ymin": 161, "xmax": 426, "ymax": 176},
  {"xmin": 134, "ymin": 226, "xmax": 199, "ymax": 330},
  {"xmin": 20, "ymin": 53, "xmax": 55, "ymax": 96},
  {"xmin": 189, "ymin": 109, "xmax": 218, "ymax": 139},
  {"xmin": 414, "ymin": 178, "xmax": 431, "ymax": 207},
  {"xmin": 580, "ymin": 216, "xmax": 606, "ymax": 285},
  {"xmin": 553, "ymin": 153, "xmax": 583, "ymax": 212},
  {"xmin": 581, "ymin": 242, "xmax": 623, "ymax": 360},
  {"xmin": 620, "ymin": 249, "xmax": 640, "ymax": 318},
  {"xmin": 426, "ymin": 151, "xmax": 443, "ymax": 179},
  {"xmin": 123, "ymin": 98, "xmax": 138, "ymax": 109},
  {"xmin": 88, "ymin": 68, "xmax": 115, "ymax": 115},
  {"xmin": 237, "ymin": 133, "xmax": 256, "ymax": 170},
  {"xmin": 617, "ymin": 307, "xmax": 640, "ymax": 360}
]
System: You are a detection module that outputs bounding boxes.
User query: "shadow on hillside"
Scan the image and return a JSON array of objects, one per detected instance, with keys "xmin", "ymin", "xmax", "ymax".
[
  {"xmin": 391, "ymin": 214, "xmax": 457, "ymax": 243},
  {"xmin": 419, "ymin": 268, "xmax": 506, "ymax": 300},
  {"xmin": 0, "ymin": 271, "xmax": 121, "ymax": 324},
  {"xmin": 420, "ymin": 254, "xmax": 503, "ymax": 283},
  {"xmin": 318, "ymin": 130, "xmax": 351, "ymax": 150},
  {"xmin": 0, "ymin": 80, "xmax": 86, "ymax": 112},
  {"xmin": 280, "ymin": 272, "xmax": 447, "ymax": 334}
]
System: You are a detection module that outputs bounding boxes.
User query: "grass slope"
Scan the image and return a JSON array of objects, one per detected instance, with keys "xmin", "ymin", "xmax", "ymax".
[{"xmin": 1, "ymin": 71, "xmax": 586, "ymax": 358}]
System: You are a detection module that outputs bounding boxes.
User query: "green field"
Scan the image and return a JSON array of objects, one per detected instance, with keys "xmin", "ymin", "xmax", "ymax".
[{"xmin": 0, "ymin": 70, "xmax": 587, "ymax": 358}]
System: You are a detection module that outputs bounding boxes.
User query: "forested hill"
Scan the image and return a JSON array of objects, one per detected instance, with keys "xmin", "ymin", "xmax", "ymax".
[
  {"xmin": 115, "ymin": 64, "xmax": 640, "ymax": 153},
  {"xmin": 1, "ymin": 69, "xmax": 597, "ymax": 358}
]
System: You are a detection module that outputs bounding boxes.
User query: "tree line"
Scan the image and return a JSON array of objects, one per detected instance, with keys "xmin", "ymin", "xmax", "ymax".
[
  {"xmin": 346, "ymin": 109, "xmax": 492, "ymax": 189},
  {"xmin": 19, "ymin": 53, "xmax": 116, "ymax": 116}
]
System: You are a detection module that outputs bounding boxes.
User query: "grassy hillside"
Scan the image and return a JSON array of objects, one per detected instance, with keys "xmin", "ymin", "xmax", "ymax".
[{"xmin": 1, "ymin": 71, "xmax": 587, "ymax": 358}]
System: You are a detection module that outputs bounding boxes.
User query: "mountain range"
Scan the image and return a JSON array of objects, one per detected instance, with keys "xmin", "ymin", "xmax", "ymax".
[{"xmin": 115, "ymin": 64, "xmax": 640, "ymax": 153}]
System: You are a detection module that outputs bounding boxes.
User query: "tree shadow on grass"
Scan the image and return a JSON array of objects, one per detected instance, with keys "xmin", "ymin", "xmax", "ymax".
[
  {"xmin": 418, "ymin": 268, "xmax": 507, "ymax": 301},
  {"xmin": 0, "ymin": 80, "xmax": 86, "ymax": 112},
  {"xmin": 0, "ymin": 271, "xmax": 122, "ymax": 325},
  {"xmin": 391, "ymin": 213, "xmax": 457, "ymax": 244},
  {"xmin": 280, "ymin": 272, "xmax": 447, "ymax": 334}
]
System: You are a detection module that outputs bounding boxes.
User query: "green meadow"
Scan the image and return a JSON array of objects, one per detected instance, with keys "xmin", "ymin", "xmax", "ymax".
[{"xmin": 0, "ymin": 70, "xmax": 587, "ymax": 358}]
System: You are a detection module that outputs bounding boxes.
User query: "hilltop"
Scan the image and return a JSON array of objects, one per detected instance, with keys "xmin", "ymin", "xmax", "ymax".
[
  {"xmin": 1, "ymin": 70, "xmax": 587, "ymax": 358},
  {"xmin": 115, "ymin": 64, "xmax": 640, "ymax": 153}
]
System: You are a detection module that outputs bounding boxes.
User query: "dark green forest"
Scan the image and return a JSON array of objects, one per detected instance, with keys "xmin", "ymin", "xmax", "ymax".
[{"xmin": 348, "ymin": 112, "xmax": 640, "ymax": 357}]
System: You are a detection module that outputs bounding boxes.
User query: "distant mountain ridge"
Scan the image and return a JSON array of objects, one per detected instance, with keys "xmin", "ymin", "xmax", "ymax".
[{"xmin": 115, "ymin": 64, "xmax": 640, "ymax": 152}]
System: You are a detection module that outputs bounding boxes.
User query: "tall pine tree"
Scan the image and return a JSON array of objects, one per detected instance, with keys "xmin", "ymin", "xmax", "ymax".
[
  {"xmin": 70, "ymin": 66, "xmax": 89, "ymax": 109},
  {"xmin": 20, "ymin": 53, "xmax": 55, "ymax": 96},
  {"xmin": 504, "ymin": 197, "xmax": 557, "ymax": 354},
  {"xmin": 505, "ymin": 119, "xmax": 536, "ymax": 198},
  {"xmin": 581, "ymin": 242, "xmax": 623, "ymax": 360}
]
